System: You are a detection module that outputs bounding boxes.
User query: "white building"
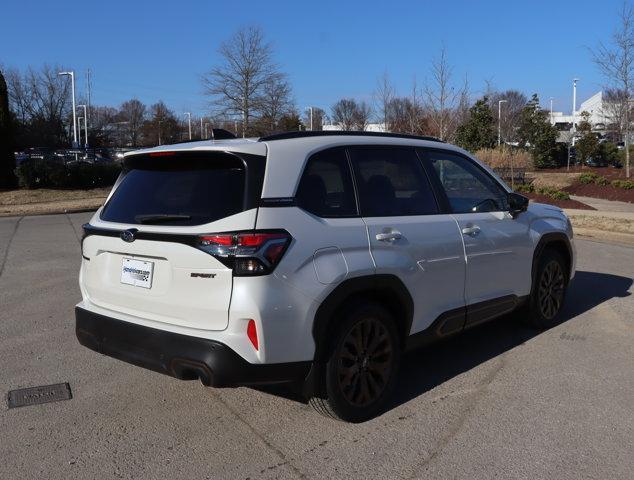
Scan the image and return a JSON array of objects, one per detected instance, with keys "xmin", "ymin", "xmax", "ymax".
[
  {"xmin": 322, "ymin": 122, "xmax": 387, "ymax": 132},
  {"xmin": 551, "ymin": 91, "xmax": 611, "ymax": 133}
]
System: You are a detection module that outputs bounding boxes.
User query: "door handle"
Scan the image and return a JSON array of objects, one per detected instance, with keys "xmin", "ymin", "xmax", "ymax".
[
  {"xmin": 376, "ymin": 230, "xmax": 403, "ymax": 242},
  {"xmin": 461, "ymin": 225, "xmax": 481, "ymax": 237}
]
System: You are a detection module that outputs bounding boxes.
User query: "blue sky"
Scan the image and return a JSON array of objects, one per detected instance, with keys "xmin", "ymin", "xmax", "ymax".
[{"xmin": 0, "ymin": 0, "xmax": 626, "ymax": 118}]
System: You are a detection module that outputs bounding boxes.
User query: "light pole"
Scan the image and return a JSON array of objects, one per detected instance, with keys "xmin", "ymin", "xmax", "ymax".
[
  {"xmin": 58, "ymin": 71, "xmax": 77, "ymax": 148},
  {"xmin": 184, "ymin": 112, "xmax": 192, "ymax": 140},
  {"xmin": 306, "ymin": 107, "xmax": 314, "ymax": 130},
  {"xmin": 200, "ymin": 117, "xmax": 204, "ymax": 139},
  {"xmin": 498, "ymin": 100, "xmax": 507, "ymax": 147},
  {"xmin": 78, "ymin": 117, "xmax": 83, "ymax": 146},
  {"xmin": 572, "ymin": 78, "xmax": 578, "ymax": 145},
  {"xmin": 77, "ymin": 104, "xmax": 88, "ymax": 147}
]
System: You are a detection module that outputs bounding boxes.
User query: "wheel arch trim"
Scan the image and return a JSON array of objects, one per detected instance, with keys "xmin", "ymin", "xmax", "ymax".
[
  {"xmin": 311, "ymin": 274, "xmax": 414, "ymax": 362},
  {"xmin": 532, "ymin": 232, "xmax": 573, "ymax": 284}
]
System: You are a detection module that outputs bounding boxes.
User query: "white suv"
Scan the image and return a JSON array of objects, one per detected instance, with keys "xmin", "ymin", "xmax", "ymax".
[{"xmin": 76, "ymin": 131, "xmax": 575, "ymax": 422}]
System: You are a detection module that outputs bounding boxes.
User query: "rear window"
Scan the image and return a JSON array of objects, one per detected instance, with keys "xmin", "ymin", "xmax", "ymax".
[{"xmin": 100, "ymin": 153, "xmax": 254, "ymax": 226}]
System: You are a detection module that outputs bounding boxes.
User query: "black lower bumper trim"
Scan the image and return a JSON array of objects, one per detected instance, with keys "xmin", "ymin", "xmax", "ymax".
[{"xmin": 75, "ymin": 307, "xmax": 311, "ymax": 388}]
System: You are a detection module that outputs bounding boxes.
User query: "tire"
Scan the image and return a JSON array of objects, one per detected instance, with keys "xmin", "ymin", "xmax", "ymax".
[
  {"xmin": 524, "ymin": 249, "xmax": 569, "ymax": 329},
  {"xmin": 309, "ymin": 302, "xmax": 401, "ymax": 422}
]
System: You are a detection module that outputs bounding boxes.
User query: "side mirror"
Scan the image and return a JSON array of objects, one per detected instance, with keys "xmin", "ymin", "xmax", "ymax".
[{"xmin": 508, "ymin": 192, "xmax": 529, "ymax": 217}]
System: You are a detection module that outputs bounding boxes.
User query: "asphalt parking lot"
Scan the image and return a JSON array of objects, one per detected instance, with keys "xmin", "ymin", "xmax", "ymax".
[{"xmin": 1, "ymin": 212, "xmax": 632, "ymax": 480}]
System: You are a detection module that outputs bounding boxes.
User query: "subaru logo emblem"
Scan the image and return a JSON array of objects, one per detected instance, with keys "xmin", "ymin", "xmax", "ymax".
[{"xmin": 120, "ymin": 228, "xmax": 137, "ymax": 243}]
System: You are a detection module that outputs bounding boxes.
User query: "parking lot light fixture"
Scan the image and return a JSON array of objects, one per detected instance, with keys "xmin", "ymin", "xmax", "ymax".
[
  {"xmin": 77, "ymin": 104, "xmax": 88, "ymax": 147},
  {"xmin": 498, "ymin": 100, "xmax": 507, "ymax": 146},
  {"xmin": 58, "ymin": 71, "xmax": 78, "ymax": 147},
  {"xmin": 572, "ymin": 78, "xmax": 579, "ymax": 145}
]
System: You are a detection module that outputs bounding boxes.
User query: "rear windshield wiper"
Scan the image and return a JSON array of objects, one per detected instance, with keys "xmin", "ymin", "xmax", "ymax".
[{"xmin": 134, "ymin": 214, "xmax": 192, "ymax": 224}]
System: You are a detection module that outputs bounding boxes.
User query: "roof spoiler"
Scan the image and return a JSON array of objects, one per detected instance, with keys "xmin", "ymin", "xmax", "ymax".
[{"xmin": 211, "ymin": 128, "xmax": 237, "ymax": 140}]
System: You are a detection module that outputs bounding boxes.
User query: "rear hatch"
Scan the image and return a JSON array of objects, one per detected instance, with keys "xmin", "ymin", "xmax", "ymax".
[{"xmin": 80, "ymin": 150, "xmax": 265, "ymax": 331}]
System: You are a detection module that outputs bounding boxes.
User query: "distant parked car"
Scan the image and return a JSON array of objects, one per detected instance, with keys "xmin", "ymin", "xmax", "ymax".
[
  {"xmin": 26, "ymin": 147, "xmax": 54, "ymax": 161},
  {"xmin": 14, "ymin": 152, "xmax": 29, "ymax": 164},
  {"xmin": 585, "ymin": 157, "xmax": 608, "ymax": 168}
]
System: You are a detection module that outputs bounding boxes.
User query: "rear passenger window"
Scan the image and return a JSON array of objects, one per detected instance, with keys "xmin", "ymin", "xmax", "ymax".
[
  {"xmin": 349, "ymin": 147, "xmax": 438, "ymax": 217},
  {"xmin": 295, "ymin": 148, "xmax": 357, "ymax": 217}
]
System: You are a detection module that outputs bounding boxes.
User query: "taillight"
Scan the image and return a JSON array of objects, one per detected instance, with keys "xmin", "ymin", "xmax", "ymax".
[{"xmin": 197, "ymin": 231, "xmax": 291, "ymax": 276}]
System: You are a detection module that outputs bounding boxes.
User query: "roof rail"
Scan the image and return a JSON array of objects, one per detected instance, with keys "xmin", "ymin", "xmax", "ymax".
[{"xmin": 258, "ymin": 130, "xmax": 443, "ymax": 142}]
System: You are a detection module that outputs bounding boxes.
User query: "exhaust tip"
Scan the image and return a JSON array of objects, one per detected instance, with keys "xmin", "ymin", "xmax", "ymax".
[{"xmin": 170, "ymin": 359, "xmax": 213, "ymax": 386}]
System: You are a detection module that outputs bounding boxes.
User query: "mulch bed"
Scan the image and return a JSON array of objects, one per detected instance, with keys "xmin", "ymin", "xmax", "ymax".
[
  {"xmin": 547, "ymin": 166, "xmax": 626, "ymax": 179},
  {"xmin": 523, "ymin": 193, "xmax": 595, "ymax": 210},
  {"xmin": 565, "ymin": 182, "xmax": 634, "ymax": 203},
  {"xmin": 540, "ymin": 167, "xmax": 634, "ymax": 203}
]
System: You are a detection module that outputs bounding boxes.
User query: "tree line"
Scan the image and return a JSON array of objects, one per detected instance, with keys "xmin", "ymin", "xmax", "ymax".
[{"xmin": 1, "ymin": 2, "xmax": 633, "ymax": 188}]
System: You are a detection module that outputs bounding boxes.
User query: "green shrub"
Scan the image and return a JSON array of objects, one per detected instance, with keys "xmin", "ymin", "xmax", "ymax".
[
  {"xmin": 16, "ymin": 158, "xmax": 50, "ymax": 188},
  {"xmin": 514, "ymin": 183, "xmax": 534, "ymax": 193},
  {"xmin": 578, "ymin": 172, "xmax": 599, "ymax": 184},
  {"xmin": 549, "ymin": 190, "xmax": 571, "ymax": 200},
  {"xmin": 611, "ymin": 179, "xmax": 634, "ymax": 190},
  {"xmin": 15, "ymin": 159, "xmax": 121, "ymax": 189},
  {"xmin": 594, "ymin": 175, "xmax": 609, "ymax": 186},
  {"xmin": 535, "ymin": 186, "xmax": 570, "ymax": 200}
]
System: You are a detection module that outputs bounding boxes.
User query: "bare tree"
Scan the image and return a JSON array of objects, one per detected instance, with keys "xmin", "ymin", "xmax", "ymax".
[
  {"xmin": 374, "ymin": 71, "xmax": 395, "ymax": 131},
  {"xmin": 6, "ymin": 64, "xmax": 72, "ymax": 146},
  {"xmin": 332, "ymin": 98, "xmax": 359, "ymax": 130},
  {"xmin": 387, "ymin": 97, "xmax": 414, "ymax": 133},
  {"xmin": 455, "ymin": 75, "xmax": 471, "ymax": 129},
  {"xmin": 489, "ymin": 90, "xmax": 528, "ymax": 143},
  {"xmin": 259, "ymin": 73, "xmax": 294, "ymax": 132},
  {"xmin": 5, "ymin": 68, "xmax": 32, "ymax": 124},
  {"xmin": 424, "ymin": 47, "xmax": 464, "ymax": 141},
  {"xmin": 353, "ymin": 101, "xmax": 372, "ymax": 131},
  {"xmin": 386, "ymin": 93, "xmax": 428, "ymax": 136},
  {"xmin": 408, "ymin": 78, "xmax": 423, "ymax": 134},
  {"xmin": 602, "ymin": 88, "xmax": 629, "ymax": 142},
  {"xmin": 142, "ymin": 101, "xmax": 180, "ymax": 146},
  {"xmin": 118, "ymin": 99, "xmax": 146, "ymax": 147},
  {"xmin": 88, "ymin": 105, "xmax": 117, "ymax": 146},
  {"xmin": 202, "ymin": 26, "xmax": 278, "ymax": 137},
  {"xmin": 591, "ymin": 2, "xmax": 634, "ymax": 177},
  {"xmin": 302, "ymin": 107, "xmax": 325, "ymax": 131}
]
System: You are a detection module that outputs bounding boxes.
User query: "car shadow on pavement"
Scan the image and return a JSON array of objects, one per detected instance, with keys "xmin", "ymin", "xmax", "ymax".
[
  {"xmin": 254, "ymin": 271, "xmax": 632, "ymax": 411},
  {"xmin": 390, "ymin": 270, "xmax": 632, "ymax": 410}
]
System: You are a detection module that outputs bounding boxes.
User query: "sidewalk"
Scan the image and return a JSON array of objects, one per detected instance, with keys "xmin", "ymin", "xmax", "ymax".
[
  {"xmin": 565, "ymin": 196, "xmax": 634, "ymax": 245},
  {"xmin": 571, "ymin": 195, "xmax": 634, "ymax": 213}
]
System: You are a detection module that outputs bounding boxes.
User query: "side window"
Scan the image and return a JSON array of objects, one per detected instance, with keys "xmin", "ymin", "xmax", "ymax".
[
  {"xmin": 427, "ymin": 151, "xmax": 509, "ymax": 213},
  {"xmin": 349, "ymin": 147, "xmax": 438, "ymax": 217},
  {"xmin": 295, "ymin": 148, "xmax": 357, "ymax": 217}
]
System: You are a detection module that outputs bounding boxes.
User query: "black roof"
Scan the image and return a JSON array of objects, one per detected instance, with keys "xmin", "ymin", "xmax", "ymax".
[{"xmin": 258, "ymin": 130, "xmax": 443, "ymax": 142}]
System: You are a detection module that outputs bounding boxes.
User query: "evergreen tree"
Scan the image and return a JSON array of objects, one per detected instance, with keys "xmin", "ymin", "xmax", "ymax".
[
  {"xmin": 575, "ymin": 111, "xmax": 599, "ymax": 164},
  {"xmin": 0, "ymin": 70, "xmax": 17, "ymax": 188},
  {"xmin": 455, "ymin": 96, "xmax": 496, "ymax": 152},
  {"xmin": 517, "ymin": 94, "xmax": 559, "ymax": 168}
]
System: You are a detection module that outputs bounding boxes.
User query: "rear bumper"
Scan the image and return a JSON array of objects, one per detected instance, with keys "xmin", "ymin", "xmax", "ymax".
[{"xmin": 75, "ymin": 307, "xmax": 311, "ymax": 387}]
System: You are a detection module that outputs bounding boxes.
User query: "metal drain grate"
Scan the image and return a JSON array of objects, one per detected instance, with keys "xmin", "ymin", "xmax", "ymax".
[{"xmin": 7, "ymin": 383, "xmax": 72, "ymax": 409}]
